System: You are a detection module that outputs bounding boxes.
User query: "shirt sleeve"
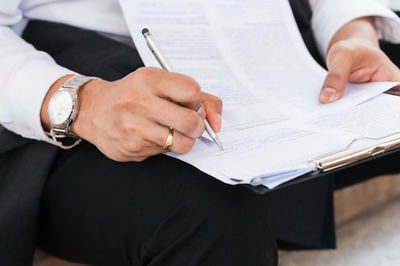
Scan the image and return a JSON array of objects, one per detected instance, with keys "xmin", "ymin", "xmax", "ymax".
[
  {"xmin": 309, "ymin": 0, "xmax": 400, "ymax": 57},
  {"xmin": 0, "ymin": 2, "xmax": 75, "ymax": 143}
]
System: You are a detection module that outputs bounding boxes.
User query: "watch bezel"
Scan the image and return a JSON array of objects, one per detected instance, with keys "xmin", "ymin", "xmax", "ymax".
[{"xmin": 48, "ymin": 87, "xmax": 79, "ymax": 130}]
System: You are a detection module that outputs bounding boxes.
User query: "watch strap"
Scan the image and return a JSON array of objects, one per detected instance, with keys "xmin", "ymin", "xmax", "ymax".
[
  {"xmin": 50, "ymin": 75, "xmax": 98, "ymax": 149},
  {"xmin": 62, "ymin": 75, "xmax": 97, "ymax": 90},
  {"xmin": 50, "ymin": 128, "xmax": 82, "ymax": 149}
]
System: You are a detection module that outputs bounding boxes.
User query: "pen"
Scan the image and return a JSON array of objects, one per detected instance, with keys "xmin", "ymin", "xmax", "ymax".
[{"xmin": 142, "ymin": 28, "xmax": 224, "ymax": 150}]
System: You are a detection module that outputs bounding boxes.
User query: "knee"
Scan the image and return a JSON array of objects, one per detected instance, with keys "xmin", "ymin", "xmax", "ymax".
[
  {"xmin": 187, "ymin": 179, "xmax": 272, "ymax": 236},
  {"xmin": 166, "ymin": 178, "xmax": 277, "ymax": 264},
  {"xmin": 139, "ymin": 175, "xmax": 278, "ymax": 265}
]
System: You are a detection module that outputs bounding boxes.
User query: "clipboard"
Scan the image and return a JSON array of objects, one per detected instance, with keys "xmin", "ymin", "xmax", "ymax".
[
  {"xmin": 303, "ymin": 88, "xmax": 400, "ymax": 177},
  {"xmin": 309, "ymin": 131, "xmax": 400, "ymax": 172},
  {"xmin": 247, "ymin": 130, "xmax": 400, "ymax": 194}
]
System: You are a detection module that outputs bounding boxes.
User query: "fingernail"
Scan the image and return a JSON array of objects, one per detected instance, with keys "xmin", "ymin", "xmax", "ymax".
[
  {"xmin": 321, "ymin": 88, "xmax": 338, "ymax": 103},
  {"xmin": 216, "ymin": 114, "xmax": 222, "ymax": 132},
  {"xmin": 197, "ymin": 106, "xmax": 206, "ymax": 118}
]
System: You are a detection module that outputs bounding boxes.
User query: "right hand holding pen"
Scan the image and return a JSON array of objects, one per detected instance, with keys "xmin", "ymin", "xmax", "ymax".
[{"xmin": 70, "ymin": 67, "xmax": 212, "ymax": 162}]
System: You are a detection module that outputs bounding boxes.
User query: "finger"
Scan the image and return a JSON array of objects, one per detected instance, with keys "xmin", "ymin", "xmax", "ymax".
[
  {"xmin": 319, "ymin": 49, "xmax": 354, "ymax": 104},
  {"xmin": 144, "ymin": 122, "xmax": 197, "ymax": 154},
  {"xmin": 134, "ymin": 67, "xmax": 202, "ymax": 111},
  {"xmin": 202, "ymin": 92, "xmax": 223, "ymax": 132},
  {"xmin": 373, "ymin": 57, "xmax": 400, "ymax": 83},
  {"xmin": 382, "ymin": 68, "xmax": 400, "ymax": 90},
  {"xmin": 389, "ymin": 66, "xmax": 400, "ymax": 82},
  {"xmin": 145, "ymin": 96, "xmax": 205, "ymax": 139},
  {"xmin": 155, "ymin": 72, "xmax": 202, "ymax": 110}
]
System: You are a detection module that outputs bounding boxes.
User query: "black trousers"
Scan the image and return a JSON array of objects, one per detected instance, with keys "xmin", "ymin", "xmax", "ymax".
[{"xmin": 23, "ymin": 21, "xmax": 277, "ymax": 266}]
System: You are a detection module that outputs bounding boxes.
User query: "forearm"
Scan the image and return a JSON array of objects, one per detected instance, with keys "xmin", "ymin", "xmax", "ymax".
[
  {"xmin": 328, "ymin": 17, "xmax": 379, "ymax": 51},
  {"xmin": 309, "ymin": 0, "xmax": 400, "ymax": 57},
  {"xmin": 0, "ymin": 26, "xmax": 74, "ymax": 141}
]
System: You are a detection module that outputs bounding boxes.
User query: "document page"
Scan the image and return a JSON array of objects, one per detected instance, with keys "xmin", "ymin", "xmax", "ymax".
[{"xmin": 120, "ymin": 0, "xmax": 400, "ymax": 188}]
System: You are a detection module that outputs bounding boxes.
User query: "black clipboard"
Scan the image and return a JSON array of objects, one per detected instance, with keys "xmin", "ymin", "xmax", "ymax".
[{"xmin": 246, "ymin": 130, "xmax": 400, "ymax": 194}]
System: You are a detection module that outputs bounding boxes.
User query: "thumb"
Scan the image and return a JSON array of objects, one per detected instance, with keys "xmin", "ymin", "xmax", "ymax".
[{"xmin": 319, "ymin": 51, "xmax": 353, "ymax": 104}]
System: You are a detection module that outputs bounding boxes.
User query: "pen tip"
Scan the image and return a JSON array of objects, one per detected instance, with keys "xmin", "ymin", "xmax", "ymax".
[
  {"xmin": 142, "ymin": 28, "xmax": 149, "ymax": 35},
  {"xmin": 215, "ymin": 136, "xmax": 224, "ymax": 150}
]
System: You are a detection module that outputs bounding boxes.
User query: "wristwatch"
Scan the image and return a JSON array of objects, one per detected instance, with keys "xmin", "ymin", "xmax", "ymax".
[{"xmin": 47, "ymin": 75, "xmax": 97, "ymax": 149}]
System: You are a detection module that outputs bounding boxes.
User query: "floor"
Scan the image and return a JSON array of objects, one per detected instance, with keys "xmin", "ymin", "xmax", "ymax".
[{"xmin": 279, "ymin": 196, "xmax": 400, "ymax": 266}]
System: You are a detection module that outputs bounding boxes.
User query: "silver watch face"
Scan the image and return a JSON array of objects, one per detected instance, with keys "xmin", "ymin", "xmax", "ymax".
[{"xmin": 48, "ymin": 89, "xmax": 75, "ymax": 126}]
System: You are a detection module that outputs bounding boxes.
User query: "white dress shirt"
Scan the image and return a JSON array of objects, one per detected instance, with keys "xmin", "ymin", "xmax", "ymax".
[
  {"xmin": 309, "ymin": 0, "xmax": 400, "ymax": 55},
  {"xmin": 0, "ymin": 0, "xmax": 400, "ymax": 143}
]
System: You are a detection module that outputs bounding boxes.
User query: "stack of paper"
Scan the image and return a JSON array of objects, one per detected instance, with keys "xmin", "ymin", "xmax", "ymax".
[{"xmin": 120, "ymin": 0, "xmax": 400, "ymax": 188}]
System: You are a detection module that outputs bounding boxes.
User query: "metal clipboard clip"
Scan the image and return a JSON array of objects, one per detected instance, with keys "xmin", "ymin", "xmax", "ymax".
[{"xmin": 309, "ymin": 131, "xmax": 400, "ymax": 172}]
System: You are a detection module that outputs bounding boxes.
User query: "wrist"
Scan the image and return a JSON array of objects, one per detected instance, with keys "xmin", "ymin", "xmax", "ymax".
[
  {"xmin": 328, "ymin": 17, "xmax": 379, "ymax": 53},
  {"xmin": 43, "ymin": 75, "xmax": 102, "ymax": 148},
  {"xmin": 40, "ymin": 74, "xmax": 75, "ymax": 132},
  {"xmin": 69, "ymin": 78, "xmax": 108, "ymax": 140}
]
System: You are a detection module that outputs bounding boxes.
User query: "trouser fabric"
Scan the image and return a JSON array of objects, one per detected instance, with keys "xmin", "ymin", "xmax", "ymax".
[{"xmin": 22, "ymin": 20, "xmax": 278, "ymax": 266}]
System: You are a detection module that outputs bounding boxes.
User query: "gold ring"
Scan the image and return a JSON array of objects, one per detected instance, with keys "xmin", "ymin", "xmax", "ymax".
[{"xmin": 162, "ymin": 127, "xmax": 174, "ymax": 150}]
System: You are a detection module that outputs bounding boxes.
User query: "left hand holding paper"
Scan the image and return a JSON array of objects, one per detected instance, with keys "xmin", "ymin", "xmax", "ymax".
[{"xmin": 319, "ymin": 17, "xmax": 400, "ymax": 104}]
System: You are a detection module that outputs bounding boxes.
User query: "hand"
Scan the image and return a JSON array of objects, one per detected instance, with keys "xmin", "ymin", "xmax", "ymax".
[
  {"xmin": 43, "ymin": 67, "xmax": 222, "ymax": 162},
  {"xmin": 318, "ymin": 17, "xmax": 400, "ymax": 104},
  {"xmin": 319, "ymin": 38, "xmax": 400, "ymax": 103}
]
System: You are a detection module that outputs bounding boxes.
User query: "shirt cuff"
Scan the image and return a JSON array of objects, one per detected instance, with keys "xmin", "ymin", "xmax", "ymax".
[
  {"xmin": 311, "ymin": 0, "xmax": 400, "ymax": 57},
  {"xmin": 1, "ymin": 58, "xmax": 75, "ymax": 144}
]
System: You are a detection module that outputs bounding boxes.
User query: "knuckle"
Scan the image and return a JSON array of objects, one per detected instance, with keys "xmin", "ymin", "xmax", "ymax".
[
  {"xmin": 118, "ymin": 90, "xmax": 151, "ymax": 114},
  {"xmin": 328, "ymin": 42, "xmax": 355, "ymax": 64},
  {"xmin": 132, "ymin": 67, "xmax": 161, "ymax": 84},
  {"xmin": 133, "ymin": 93, "xmax": 152, "ymax": 113},
  {"xmin": 135, "ymin": 67, "xmax": 154, "ymax": 78},
  {"xmin": 119, "ymin": 119, "xmax": 140, "ymax": 135},
  {"xmin": 116, "ymin": 90, "xmax": 137, "ymax": 110},
  {"xmin": 183, "ymin": 79, "xmax": 201, "ymax": 102},
  {"xmin": 176, "ymin": 137, "xmax": 195, "ymax": 154},
  {"xmin": 215, "ymin": 97, "xmax": 223, "ymax": 108},
  {"xmin": 182, "ymin": 111, "xmax": 201, "ymax": 135},
  {"xmin": 117, "ymin": 90, "xmax": 134, "ymax": 106},
  {"xmin": 125, "ymin": 141, "xmax": 143, "ymax": 154},
  {"xmin": 122, "ymin": 124, "xmax": 137, "ymax": 135},
  {"xmin": 328, "ymin": 71, "xmax": 343, "ymax": 82}
]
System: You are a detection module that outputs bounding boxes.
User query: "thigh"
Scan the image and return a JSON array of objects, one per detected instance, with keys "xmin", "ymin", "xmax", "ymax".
[
  {"xmin": 38, "ymin": 141, "xmax": 275, "ymax": 266},
  {"xmin": 25, "ymin": 20, "xmax": 277, "ymax": 266}
]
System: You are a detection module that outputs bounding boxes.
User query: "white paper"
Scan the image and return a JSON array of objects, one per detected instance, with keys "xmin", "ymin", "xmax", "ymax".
[{"xmin": 120, "ymin": 0, "xmax": 400, "ymax": 188}]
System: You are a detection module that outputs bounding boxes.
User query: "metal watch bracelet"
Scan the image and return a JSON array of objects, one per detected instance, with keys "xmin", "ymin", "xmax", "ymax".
[{"xmin": 48, "ymin": 75, "xmax": 98, "ymax": 149}]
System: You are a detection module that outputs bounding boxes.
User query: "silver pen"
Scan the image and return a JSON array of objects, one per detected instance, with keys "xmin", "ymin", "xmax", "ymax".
[{"xmin": 142, "ymin": 28, "xmax": 224, "ymax": 150}]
